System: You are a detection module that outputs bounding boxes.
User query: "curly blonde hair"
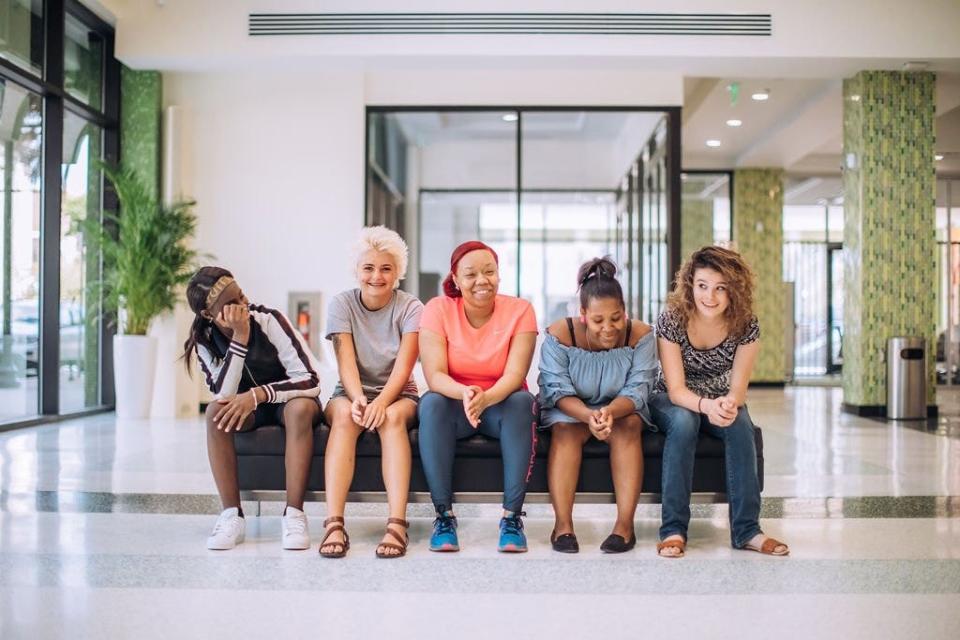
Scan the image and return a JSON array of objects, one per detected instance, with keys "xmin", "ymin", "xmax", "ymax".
[{"xmin": 666, "ymin": 246, "xmax": 756, "ymax": 340}]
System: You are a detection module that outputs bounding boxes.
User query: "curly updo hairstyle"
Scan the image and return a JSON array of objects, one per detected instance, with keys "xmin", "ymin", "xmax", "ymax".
[{"xmin": 577, "ymin": 257, "xmax": 624, "ymax": 309}]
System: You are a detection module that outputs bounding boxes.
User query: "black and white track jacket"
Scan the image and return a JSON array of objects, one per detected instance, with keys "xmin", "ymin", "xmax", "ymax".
[{"xmin": 196, "ymin": 304, "xmax": 321, "ymax": 402}]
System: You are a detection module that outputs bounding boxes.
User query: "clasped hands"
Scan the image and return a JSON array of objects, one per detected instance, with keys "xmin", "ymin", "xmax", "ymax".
[
  {"xmin": 703, "ymin": 394, "xmax": 738, "ymax": 427},
  {"xmin": 461, "ymin": 385, "xmax": 491, "ymax": 428},
  {"xmin": 587, "ymin": 406, "xmax": 614, "ymax": 441},
  {"xmin": 350, "ymin": 396, "xmax": 389, "ymax": 430}
]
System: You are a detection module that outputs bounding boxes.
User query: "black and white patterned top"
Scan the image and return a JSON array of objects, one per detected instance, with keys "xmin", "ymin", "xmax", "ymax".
[{"xmin": 654, "ymin": 308, "xmax": 760, "ymax": 398}]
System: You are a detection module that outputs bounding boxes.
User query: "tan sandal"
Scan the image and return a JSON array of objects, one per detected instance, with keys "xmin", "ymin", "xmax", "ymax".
[
  {"xmin": 743, "ymin": 536, "xmax": 789, "ymax": 556},
  {"xmin": 656, "ymin": 537, "xmax": 686, "ymax": 558},
  {"xmin": 319, "ymin": 516, "xmax": 350, "ymax": 558},
  {"xmin": 375, "ymin": 517, "xmax": 410, "ymax": 559}
]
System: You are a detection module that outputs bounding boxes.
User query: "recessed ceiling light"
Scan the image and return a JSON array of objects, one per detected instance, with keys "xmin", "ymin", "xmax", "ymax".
[
  {"xmin": 726, "ymin": 119, "xmax": 742, "ymax": 127},
  {"xmin": 751, "ymin": 90, "xmax": 770, "ymax": 101},
  {"xmin": 502, "ymin": 113, "xmax": 518, "ymax": 122},
  {"xmin": 935, "ymin": 154, "xmax": 944, "ymax": 161},
  {"xmin": 706, "ymin": 139, "xmax": 722, "ymax": 148}
]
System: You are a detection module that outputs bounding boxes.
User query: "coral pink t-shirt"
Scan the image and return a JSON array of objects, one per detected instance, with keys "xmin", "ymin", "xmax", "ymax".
[{"xmin": 420, "ymin": 295, "xmax": 538, "ymax": 390}]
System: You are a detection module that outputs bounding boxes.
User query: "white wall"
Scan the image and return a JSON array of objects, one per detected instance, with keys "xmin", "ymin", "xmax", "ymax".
[
  {"xmin": 365, "ymin": 69, "xmax": 682, "ymax": 106},
  {"xmin": 163, "ymin": 70, "xmax": 365, "ymax": 321}
]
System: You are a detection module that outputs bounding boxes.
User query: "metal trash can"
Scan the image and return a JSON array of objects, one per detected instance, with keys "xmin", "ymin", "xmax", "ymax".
[{"xmin": 887, "ymin": 337, "xmax": 927, "ymax": 420}]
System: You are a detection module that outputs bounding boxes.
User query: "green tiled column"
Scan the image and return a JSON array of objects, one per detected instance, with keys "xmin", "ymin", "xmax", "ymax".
[
  {"xmin": 842, "ymin": 71, "xmax": 936, "ymax": 411},
  {"xmin": 734, "ymin": 169, "xmax": 784, "ymax": 383},
  {"xmin": 120, "ymin": 67, "xmax": 162, "ymax": 199},
  {"xmin": 681, "ymin": 198, "xmax": 714, "ymax": 261}
]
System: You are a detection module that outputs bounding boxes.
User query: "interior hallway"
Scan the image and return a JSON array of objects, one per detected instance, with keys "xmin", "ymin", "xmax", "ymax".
[{"xmin": 1, "ymin": 386, "xmax": 958, "ymax": 639}]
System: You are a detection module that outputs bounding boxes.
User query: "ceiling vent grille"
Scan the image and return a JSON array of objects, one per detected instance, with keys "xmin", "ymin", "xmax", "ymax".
[{"xmin": 248, "ymin": 13, "xmax": 772, "ymax": 37}]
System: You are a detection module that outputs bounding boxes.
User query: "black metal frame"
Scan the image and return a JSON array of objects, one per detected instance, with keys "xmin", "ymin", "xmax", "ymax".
[
  {"xmin": 364, "ymin": 105, "xmax": 683, "ymax": 308},
  {"xmin": 0, "ymin": 0, "xmax": 120, "ymax": 428},
  {"xmin": 826, "ymin": 242, "xmax": 843, "ymax": 375}
]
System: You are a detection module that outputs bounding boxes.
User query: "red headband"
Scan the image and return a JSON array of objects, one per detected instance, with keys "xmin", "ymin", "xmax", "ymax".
[{"xmin": 442, "ymin": 241, "xmax": 498, "ymax": 298}]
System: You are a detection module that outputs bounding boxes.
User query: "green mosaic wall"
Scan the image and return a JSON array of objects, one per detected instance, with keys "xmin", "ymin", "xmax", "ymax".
[
  {"xmin": 681, "ymin": 198, "xmax": 714, "ymax": 261},
  {"xmin": 842, "ymin": 71, "xmax": 937, "ymax": 407},
  {"xmin": 734, "ymin": 169, "xmax": 785, "ymax": 383},
  {"xmin": 120, "ymin": 67, "xmax": 161, "ymax": 199}
]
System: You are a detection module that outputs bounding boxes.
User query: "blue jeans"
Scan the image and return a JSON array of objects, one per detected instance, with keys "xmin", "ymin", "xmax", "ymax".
[
  {"xmin": 418, "ymin": 390, "xmax": 538, "ymax": 513},
  {"xmin": 648, "ymin": 392, "xmax": 762, "ymax": 548}
]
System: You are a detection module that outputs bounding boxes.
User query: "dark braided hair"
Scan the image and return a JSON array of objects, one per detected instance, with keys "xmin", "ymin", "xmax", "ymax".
[
  {"xmin": 577, "ymin": 257, "xmax": 624, "ymax": 309},
  {"xmin": 181, "ymin": 266, "xmax": 233, "ymax": 374}
]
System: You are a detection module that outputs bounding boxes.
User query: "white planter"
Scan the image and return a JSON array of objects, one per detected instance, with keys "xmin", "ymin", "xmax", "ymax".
[{"xmin": 113, "ymin": 335, "xmax": 158, "ymax": 419}]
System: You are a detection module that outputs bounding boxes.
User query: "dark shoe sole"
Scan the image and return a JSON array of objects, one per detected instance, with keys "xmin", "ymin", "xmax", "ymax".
[
  {"xmin": 550, "ymin": 532, "xmax": 580, "ymax": 554},
  {"xmin": 600, "ymin": 534, "xmax": 636, "ymax": 554}
]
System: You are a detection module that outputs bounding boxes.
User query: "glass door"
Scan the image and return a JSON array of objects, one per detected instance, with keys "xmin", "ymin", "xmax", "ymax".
[
  {"xmin": 938, "ymin": 179, "xmax": 960, "ymax": 385},
  {"xmin": 826, "ymin": 243, "xmax": 844, "ymax": 373}
]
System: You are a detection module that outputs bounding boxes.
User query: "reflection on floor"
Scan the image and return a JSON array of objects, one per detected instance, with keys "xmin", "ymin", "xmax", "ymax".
[{"xmin": 1, "ymin": 387, "xmax": 959, "ymax": 639}]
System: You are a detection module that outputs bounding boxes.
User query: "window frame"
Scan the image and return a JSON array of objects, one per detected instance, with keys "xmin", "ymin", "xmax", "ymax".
[{"xmin": 0, "ymin": 0, "xmax": 119, "ymax": 431}]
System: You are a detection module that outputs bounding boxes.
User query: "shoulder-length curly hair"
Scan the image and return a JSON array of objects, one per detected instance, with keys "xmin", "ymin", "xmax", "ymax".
[{"xmin": 666, "ymin": 246, "xmax": 756, "ymax": 340}]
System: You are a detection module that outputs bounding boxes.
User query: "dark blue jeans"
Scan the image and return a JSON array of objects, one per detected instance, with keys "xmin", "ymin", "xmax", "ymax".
[
  {"xmin": 418, "ymin": 390, "xmax": 538, "ymax": 513},
  {"xmin": 648, "ymin": 392, "xmax": 762, "ymax": 548}
]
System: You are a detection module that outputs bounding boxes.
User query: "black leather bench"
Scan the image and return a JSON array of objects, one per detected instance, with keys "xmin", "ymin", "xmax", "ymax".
[{"xmin": 236, "ymin": 422, "xmax": 764, "ymax": 502}]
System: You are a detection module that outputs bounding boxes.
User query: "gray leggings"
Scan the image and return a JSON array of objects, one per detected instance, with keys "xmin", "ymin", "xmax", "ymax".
[{"xmin": 417, "ymin": 390, "xmax": 538, "ymax": 513}]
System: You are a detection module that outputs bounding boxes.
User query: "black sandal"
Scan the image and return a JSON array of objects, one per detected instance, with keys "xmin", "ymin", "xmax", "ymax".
[
  {"xmin": 550, "ymin": 530, "xmax": 580, "ymax": 554},
  {"xmin": 600, "ymin": 532, "xmax": 636, "ymax": 554},
  {"xmin": 319, "ymin": 516, "xmax": 350, "ymax": 558}
]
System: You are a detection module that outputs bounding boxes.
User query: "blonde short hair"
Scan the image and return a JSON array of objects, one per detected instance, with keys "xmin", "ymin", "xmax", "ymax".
[{"xmin": 353, "ymin": 226, "xmax": 409, "ymax": 288}]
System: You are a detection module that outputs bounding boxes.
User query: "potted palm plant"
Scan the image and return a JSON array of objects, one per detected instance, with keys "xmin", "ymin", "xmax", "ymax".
[{"xmin": 78, "ymin": 164, "xmax": 198, "ymax": 418}]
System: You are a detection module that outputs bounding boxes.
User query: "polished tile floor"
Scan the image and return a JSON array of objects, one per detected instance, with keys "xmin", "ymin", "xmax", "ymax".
[{"xmin": 1, "ymin": 387, "xmax": 959, "ymax": 639}]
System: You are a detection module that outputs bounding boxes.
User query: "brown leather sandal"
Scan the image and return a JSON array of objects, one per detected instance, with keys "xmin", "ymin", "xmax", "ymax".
[
  {"xmin": 656, "ymin": 537, "xmax": 686, "ymax": 558},
  {"xmin": 375, "ymin": 517, "xmax": 410, "ymax": 559},
  {"xmin": 743, "ymin": 536, "xmax": 789, "ymax": 556},
  {"xmin": 319, "ymin": 516, "xmax": 350, "ymax": 558}
]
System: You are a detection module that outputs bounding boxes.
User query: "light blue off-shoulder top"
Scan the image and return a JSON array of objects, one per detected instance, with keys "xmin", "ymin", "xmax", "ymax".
[{"xmin": 536, "ymin": 328, "xmax": 658, "ymax": 429}]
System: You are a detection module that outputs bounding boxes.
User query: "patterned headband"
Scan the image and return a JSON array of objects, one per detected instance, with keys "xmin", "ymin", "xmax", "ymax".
[{"xmin": 205, "ymin": 276, "xmax": 236, "ymax": 311}]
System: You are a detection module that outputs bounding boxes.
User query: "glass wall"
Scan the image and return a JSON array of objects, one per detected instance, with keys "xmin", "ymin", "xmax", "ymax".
[
  {"xmin": 0, "ymin": 83, "xmax": 42, "ymax": 422},
  {"xmin": 367, "ymin": 108, "xmax": 678, "ymax": 326},
  {"xmin": 0, "ymin": 0, "xmax": 43, "ymax": 76},
  {"xmin": 680, "ymin": 171, "xmax": 732, "ymax": 259},
  {"xmin": 64, "ymin": 10, "xmax": 104, "ymax": 111},
  {"xmin": 60, "ymin": 112, "xmax": 102, "ymax": 412},
  {"xmin": 936, "ymin": 178, "xmax": 960, "ymax": 384},
  {"xmin": 0, "ymin": 0, "xmax": 118, "ymax": 426},
  {"xmin": 782, "ymin": 176, "xmax": 844, "ymax": 377}
]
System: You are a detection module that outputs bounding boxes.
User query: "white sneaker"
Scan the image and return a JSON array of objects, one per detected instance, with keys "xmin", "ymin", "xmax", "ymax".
[
  {"xmin": 282, "ymin": 506, "xmax": 310, "ymax": 550},
  {"xmin": 207, "ymin": 507, "xmax": 245, "ymax": 550}
]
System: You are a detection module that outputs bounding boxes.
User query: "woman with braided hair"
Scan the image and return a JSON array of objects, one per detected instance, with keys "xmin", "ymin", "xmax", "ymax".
[{"xmin": 182, "ymin": 266, "xmax": 322, "ymax": 551}]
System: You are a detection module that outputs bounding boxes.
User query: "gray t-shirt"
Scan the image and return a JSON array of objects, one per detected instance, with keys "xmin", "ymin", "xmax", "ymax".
[{"xmin": 325, "ymin": 288, "xmax": 423, "ymax": 399}]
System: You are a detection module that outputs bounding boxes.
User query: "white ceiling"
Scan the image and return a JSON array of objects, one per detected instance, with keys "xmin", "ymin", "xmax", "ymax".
[{"xmin": 682, "ymin": 74, "xmax": 960, "ymax": 177}]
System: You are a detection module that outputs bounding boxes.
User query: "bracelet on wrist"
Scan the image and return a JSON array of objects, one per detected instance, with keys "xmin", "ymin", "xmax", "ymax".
[{"xmin": 250, "ymin": 388, "xmax": 259, "ymax": 410}]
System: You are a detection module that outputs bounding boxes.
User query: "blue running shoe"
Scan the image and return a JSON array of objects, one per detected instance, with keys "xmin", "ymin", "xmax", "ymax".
[
  {"xmin": 429, "ymin": 511, "xmax": 459, "ymax": 552},
  {"xmin": 498, "ymin": 512, "xmax": 528, "ymax": 553}
]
